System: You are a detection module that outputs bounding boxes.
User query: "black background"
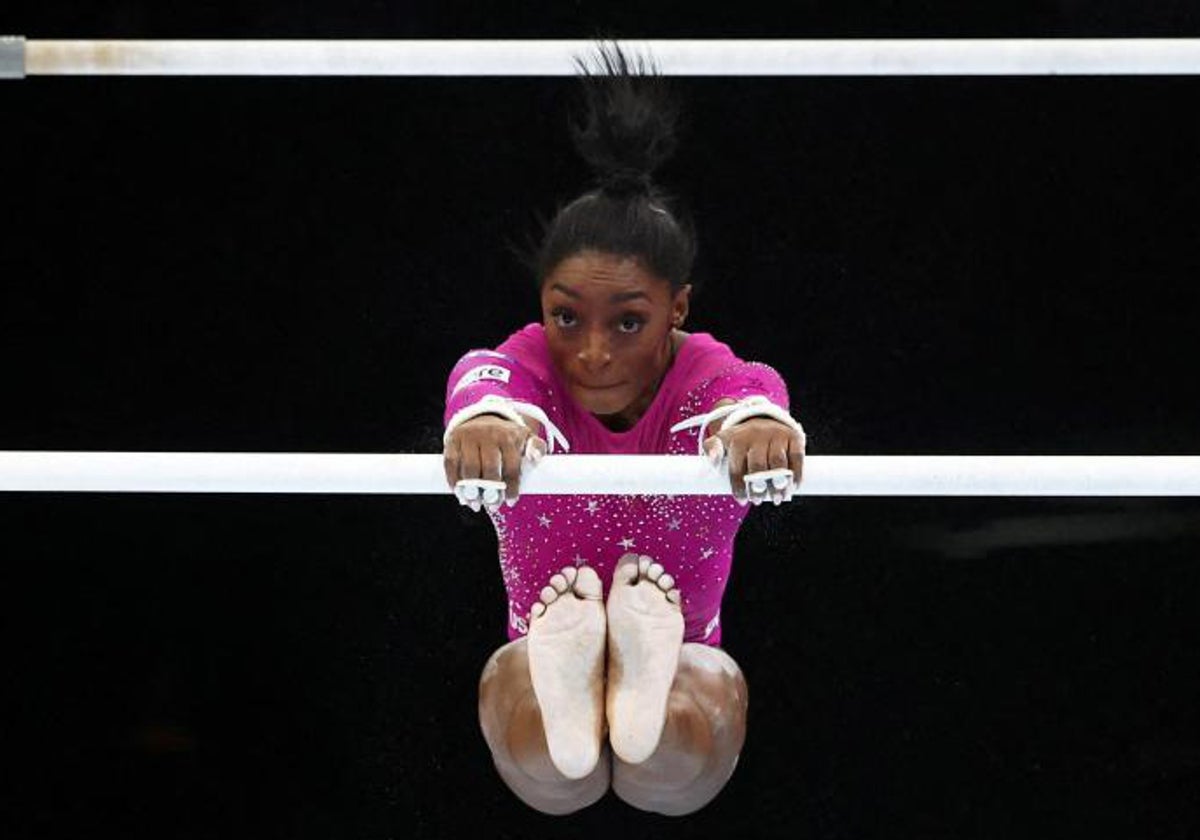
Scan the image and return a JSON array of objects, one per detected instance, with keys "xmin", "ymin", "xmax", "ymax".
[{"xmin": 2, "ymin": 4, "xmax": 1199, "ymax": 839}]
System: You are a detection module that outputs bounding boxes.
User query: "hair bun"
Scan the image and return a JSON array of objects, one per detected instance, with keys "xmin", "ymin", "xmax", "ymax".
[
  {"xmin": 570, "ymin": 43, "xmax": 680, "ymax": 197},
  {"xmin": 601, "ymin": 168, "xmax": 654, "ymax": 197}
]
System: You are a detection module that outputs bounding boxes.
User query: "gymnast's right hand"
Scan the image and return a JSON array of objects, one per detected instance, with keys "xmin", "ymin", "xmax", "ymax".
[{"xmin": 443, "ymin": 415, "xmax": 548, "ymax": 511}]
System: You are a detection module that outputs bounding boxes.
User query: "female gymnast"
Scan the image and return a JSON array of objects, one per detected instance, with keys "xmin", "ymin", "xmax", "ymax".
[{"xmin": 441, "ymin": 47, "xmax": 806, "ymax": 816}]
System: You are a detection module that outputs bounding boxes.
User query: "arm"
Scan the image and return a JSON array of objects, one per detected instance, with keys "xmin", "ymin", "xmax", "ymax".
[
  {"xmin": 675, "ymin": 359, "xmax": 805, "ymax": 504},
  {"xmin": 702, "ymin": 398, "xmax": 806, "ymax": 504},
  {"xmin": 442, "ymin": 350, "xmax": 562, "ymax": 509}
]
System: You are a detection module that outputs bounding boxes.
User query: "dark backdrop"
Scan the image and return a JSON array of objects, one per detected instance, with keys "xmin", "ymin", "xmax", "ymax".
[{"xmin": 2, "ymin": 5, "xmax": 1199, "ymax": 839}]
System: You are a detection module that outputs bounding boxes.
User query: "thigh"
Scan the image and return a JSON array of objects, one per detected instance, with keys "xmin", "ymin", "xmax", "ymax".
[
  {"xmin": 611, "ymin": 644, "xmax": 748, "ymax": 816},
  {"xmin": 477, "ymin": 639, "xmax": 611, "ymax": 815}
]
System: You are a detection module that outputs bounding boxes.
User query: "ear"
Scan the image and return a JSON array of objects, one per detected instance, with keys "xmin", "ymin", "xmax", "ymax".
[{"xmin": 671, "ymin": 284, "xmax": 692, "ymax": 327}]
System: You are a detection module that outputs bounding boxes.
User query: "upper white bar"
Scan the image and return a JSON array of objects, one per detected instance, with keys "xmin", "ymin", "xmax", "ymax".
[
  {"xmin": 21, "ymin": 39, "xmax": 1200, "ymax": 77},
  {"xmin": 0, "ymin": 452, "xmax": 1197, "ymax": 496}
]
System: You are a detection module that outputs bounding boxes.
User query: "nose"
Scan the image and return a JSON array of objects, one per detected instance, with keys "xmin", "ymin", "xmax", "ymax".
[{"xmin": 576, "ymin": 330, "xmax": 612, "ymax": 373}]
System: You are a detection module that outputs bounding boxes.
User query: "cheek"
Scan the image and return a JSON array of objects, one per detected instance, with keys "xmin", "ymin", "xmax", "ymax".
[
  {"xmin": 544, "ymin": 336, "xmax": 575, "ymax": 374},
  {"xmin": 619, "ymin": 335, "xmax": 665, "ymax": 378}
]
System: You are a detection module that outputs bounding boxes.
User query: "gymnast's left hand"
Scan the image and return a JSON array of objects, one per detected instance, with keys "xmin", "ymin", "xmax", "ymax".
[{"xmin": 703, "ymin": 417, "xmax": 805, "ymax": 505}]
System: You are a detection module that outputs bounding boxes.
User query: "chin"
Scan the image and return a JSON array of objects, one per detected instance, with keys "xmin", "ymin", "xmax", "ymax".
[{"xmin": 572, "ymin": 388, "xmax": 629, "ymax": 416}]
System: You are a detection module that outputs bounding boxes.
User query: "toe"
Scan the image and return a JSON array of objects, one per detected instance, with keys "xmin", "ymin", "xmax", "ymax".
[
  {"xmin": 530, "ymin": 601, "xmax": 546, "ymax": 619},
  {"xmin": 549, "ymin": 573, "xmax": 569, "ymax": 594},
  {"xmin": 646, "ymin": 562, "xmax": 664, "ymax": 582},
  {"xmin": 613, "ymin": 555, "xmax": 640, "ymax": 586},
  {"xmin": 540, "ymin": 585, "xmax": 558, "ymax": 604},
  {"xmin": 574, "ymin": 565, "xmax": 604, "ymax": 599},
  {"xmin": 657, "ymin": 572, "xmax": 675, "ymax": 591},
  {"xmin": 560, "ymin": 566, "xmax": 578, "ymax": 586},
  {"xmin": 637, "ymin": 556, "xmax": 653, "ymax": 577},
  {"xmin": 666, "ymin": 589, "xmax": 681, "ymax": 605}
]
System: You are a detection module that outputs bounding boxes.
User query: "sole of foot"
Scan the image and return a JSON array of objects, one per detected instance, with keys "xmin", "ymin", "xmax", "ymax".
[
  {"xmin": 606, "ymin": 554, "xmax": 685, "ymax": 765},
  {"xmin": 526, "ymin": 565, "xmax": 607, "ymax": 780}
]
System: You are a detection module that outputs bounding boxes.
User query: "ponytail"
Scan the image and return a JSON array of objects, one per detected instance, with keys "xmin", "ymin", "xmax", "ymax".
[{"xmin": 533, "ymin": 43, "xmax": 697, "ymax": 292}]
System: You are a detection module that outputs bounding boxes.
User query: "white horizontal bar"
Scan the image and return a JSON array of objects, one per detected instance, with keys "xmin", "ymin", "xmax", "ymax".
[
  {"xmin": 0, "ymin": 452, "xmax": 1197, "ymax": 496},
  {"xmin": 16, "ymin": 39, "xmax": 1200, "ymax": 77}
]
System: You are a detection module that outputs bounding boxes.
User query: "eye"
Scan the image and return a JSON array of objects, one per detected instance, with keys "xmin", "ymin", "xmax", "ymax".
[
  {"xmin": 617, "ymin": 315, "xmax": 645, "ymax": 334},
  {"xmin": 551, "ymin": 307, "xmax": 577, "ymax": 328}
]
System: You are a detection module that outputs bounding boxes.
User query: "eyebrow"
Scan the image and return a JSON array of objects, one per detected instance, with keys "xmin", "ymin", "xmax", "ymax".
[
  {"xmin": 610, "ymin": 290, "xmax": 650, "ymax": 303},
  {"xmin": 550, "ymin": 283, "xmax": 649, "ymax": 304}
]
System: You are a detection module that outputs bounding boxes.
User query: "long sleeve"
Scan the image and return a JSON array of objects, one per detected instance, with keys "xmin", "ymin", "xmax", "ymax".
[
  {"xmin": 443, "ymin": 348, "xmax": 554, "ymax": 425},
  {"xmin": 691, "ymin": 359, "xmax": 792, "ymax": 415},
  {"xmin": 443, "ymin": 326, "xmax": 571, "ymax": 453}
]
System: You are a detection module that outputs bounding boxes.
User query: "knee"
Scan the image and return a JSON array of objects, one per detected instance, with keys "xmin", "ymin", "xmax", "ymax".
[
  {"xmin": 675, "ymin": 646, "xmax": 749, "ymax": 729},
  {"xmin": 660, "ymin": 692, "xmax": 715, "ymax": 775},
  {"xmin": 479, "ymin": 640, "xmax": 528, "ymax": 703},
  {"xmin": 477, "ymin": 641, "xmax": 531, "ymax": 750},
  {"xmin": 476, "ymin": 644, "xmax": 577, "ymax": 784}
]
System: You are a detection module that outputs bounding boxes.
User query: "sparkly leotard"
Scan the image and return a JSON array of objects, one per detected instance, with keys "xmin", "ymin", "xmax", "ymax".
[{"xmin": 444, "ymin": 323, "xmax": 791, "ymax": 647}]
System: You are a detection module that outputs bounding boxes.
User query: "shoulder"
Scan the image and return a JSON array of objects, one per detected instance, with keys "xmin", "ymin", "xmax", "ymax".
[
  {"xmin": 500, "ymin": 321, "xmax": 546, "ymax": 347},
  {"xmin": 674, "ymin": 332, "xmax": 742, "ymax": 384},
  {"xmin": 494, "ymin": 322, "xmax": 552, "ymax": 379},
  {"xmin": 448, "ymin": 323, "xmax": 551, "ymax": 386},
  {"xmin": 672, "ymin": 332, "xmax": 790, "ymax": 408}
]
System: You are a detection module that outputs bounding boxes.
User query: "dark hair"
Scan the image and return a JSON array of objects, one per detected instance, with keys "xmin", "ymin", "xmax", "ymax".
[{"xmin": 532, "ymin": 44, "xmax": 697, "ymax": 293}]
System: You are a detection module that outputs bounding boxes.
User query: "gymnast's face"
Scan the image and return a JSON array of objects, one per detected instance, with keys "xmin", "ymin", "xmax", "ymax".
[{"xmin": 541, "ymin": 250, "xmax": 690, "ymax": 423}]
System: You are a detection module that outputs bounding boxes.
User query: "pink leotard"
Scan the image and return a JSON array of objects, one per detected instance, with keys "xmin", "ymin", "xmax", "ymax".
[{"xmin": 444, "ymin": 323, "xmax": 791, "ymax": 647}]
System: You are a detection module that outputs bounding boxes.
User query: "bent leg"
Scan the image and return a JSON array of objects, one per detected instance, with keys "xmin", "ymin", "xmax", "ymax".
[
  {"xmin": 611, "ymin": 643, "xmax": 748, "ymax": 816},
  {"xmin": 478, "ymin": 639, "xmax": 610, "ymax": 815}
]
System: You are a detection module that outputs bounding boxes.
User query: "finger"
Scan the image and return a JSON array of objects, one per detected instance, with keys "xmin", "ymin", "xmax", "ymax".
[
  {"xmin": 747, "ymin": 475, "xmax": 772, "ymax": 506},
  {"xmin": 746, "ymin": 439, "xmax": 771, "ymax": 476},
  {"xmin": 523, "ymin": 436, "xmax": 547, "ymax": 465},
  {"xmin": 479, "ymin": 446, "xmax": 504, "ymax": 509},
  {"xmin": 745, "ymin": 440, "xmax": 771, "ymax": 505},
  {"xmin": 460, "ymin": 440, "xmax": 483, "ymax": 482},
  {"xmin": 442, "ymin": 437, "xmax": 462, "ymax": 491},
  {"xmin": 481, "ymin": 485, "xmax": 503, "ymax": 508},
  {"xmin": 459, "ymin": 442, "xmax": 486, "ymax": 511},
  {"xmin": 457, "ymin": 478, "xmax": 506, "ymax": 512},
  {"xmin": 725, "ymin": 436, "xmax": 748, "ymax": 502},
  {"xmin": 703, "ymin": 435, "xmax": 725, "ymax": 467},
  {"xmin": 789, "ymin": 434, "xmax": 805, "ymax": 488},
  {"xmin": 483, "ymin": 445, "xmax": 504, "ymax": 482},
  {"xmin": 769, "ymin": 436, "xmax": 790, "ymax": 471},
  {"xmin": 769, "ymin": 438, "xmax": 790, "ymax": 505},
  {"xmin": 761, "ymin": 431, "xmax": 802, "ymax": 501},
  {"xmin": 501, "ymin": 435, "xmax": 525, "ymax": 505}
]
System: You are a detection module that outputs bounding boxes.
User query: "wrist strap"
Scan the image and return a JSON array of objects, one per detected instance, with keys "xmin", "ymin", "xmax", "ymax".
[
  {"xmin": 443, "ymin": 394, "xmax": 570, "ymax": 453},
  {"xmin": 670, "ymin": 395, "xmax": 805, "ymax": 455}
]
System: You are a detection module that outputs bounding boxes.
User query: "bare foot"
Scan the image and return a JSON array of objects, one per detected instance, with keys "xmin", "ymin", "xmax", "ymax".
[
  {"xmin": 606, "ymin": 554, "xmax": 685, "ymax": 765},
  {"xmin": 526, "ymin": 565, "xmax": 607, "ymax": 780}
]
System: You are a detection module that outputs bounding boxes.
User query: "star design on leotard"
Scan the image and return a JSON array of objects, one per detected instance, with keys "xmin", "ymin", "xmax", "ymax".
[
  {"xmin": 701, "ymin": 547, "xmax": 715, "ymax": 559},
  {"xmin": 573, "ymin": 554, "xmax": 586, "ymax": 567},
  {"xmin": 666, "ymin": 518, "xmax": 682, "ymax": 531},
  {"xmin": 585, "ymin": 500, "xmax": 600, "ymax": 515},
  {"xmin": 618, "ymin": 537, "xmax": 635, "ymax": 550},
  {"xmin": 538, "ymin": 514, "xmax": 552, "ymax": 528}
]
